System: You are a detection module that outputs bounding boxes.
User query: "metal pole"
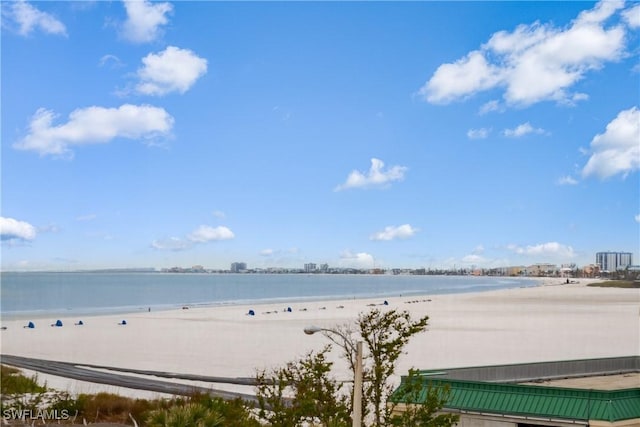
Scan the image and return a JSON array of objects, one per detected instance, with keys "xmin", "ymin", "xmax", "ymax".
[
  {"xmin": 353, "ymin": 340, "xmax": 363, "ymax": 427},
  {"xmin": 303, "ymin": 326, "xmax": 363, "ymax": 426}
]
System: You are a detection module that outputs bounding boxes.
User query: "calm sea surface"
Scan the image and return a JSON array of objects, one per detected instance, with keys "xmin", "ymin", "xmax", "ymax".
[{"xmin": 0, "ymin": 272, "xmax": 537, "ymax": 319}]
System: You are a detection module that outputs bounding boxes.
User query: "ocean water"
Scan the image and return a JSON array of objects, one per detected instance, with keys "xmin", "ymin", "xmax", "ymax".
[{"xmin": 0, "ymin": 272, "xmax": 536, "ymax": 319}]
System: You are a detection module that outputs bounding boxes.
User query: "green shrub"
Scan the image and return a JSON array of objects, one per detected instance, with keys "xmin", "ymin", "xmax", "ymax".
[
  {"xmin": 145, "ymin": 394, "xmax": 259, "ymax": 427},
  {"xmin": 145, "ymin": 401, "xmax": 224, "ymax": 427},
  {"xmin": 0, "ymin": 365, "xmax": 47, "ymax": 395}
]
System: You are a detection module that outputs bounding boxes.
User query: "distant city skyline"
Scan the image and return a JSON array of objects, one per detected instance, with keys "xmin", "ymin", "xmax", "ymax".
[{"xmin": 1, "ymin": 1, "xmax": 639, "ymax": 271}]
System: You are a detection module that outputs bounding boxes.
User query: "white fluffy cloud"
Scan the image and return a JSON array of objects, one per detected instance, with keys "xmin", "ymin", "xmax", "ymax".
[
  {"xmin": 136, "ymin": 46, "xmax": 208, "ymax": 96},
  {"xmin": 503, "ymin": 122, "xmax": 546, "ymax": 137},
  {"xmin": 419, "ymin": 51, "xmax": 502, "ymax": 104},
  {"xmin": 4, "ymin": 1, "xmax": 67, "ymax": 36},
  {"xmin": 188, "ymin": 225, "xmax": 234, "ymax": 243},
  {"xmin": 338, "ymin": 251, "xmax": 375, "ymax": 269},
  {"xmin": 467, "ymin": 128, "xmax": 491, "ymax": 139},
  {"xmin": 635, "ymin": 214, "xmax": 640, "ymax": 223},
  {"xmin": 335, "ymin": 158, "xmax": 407, "ymax": 191},
  {"xmin": 0, "ymin": 217, "xmax": 37, "ymax": 241},
  {"xmin": 460, "ymin": 245, "xmax": 489, "ymax": 265},
  {"xmin": 151, "ymin": 237, "xmax": 191, "ymax": 251},
  {"xmin": 420, "ymin": 0, "xmax": 628, "ymax": 107},
  {"xmin": 622, "ymin": 4, "xmax": 640, "ymax": 28},
  {"xmin": 370, "ymin": 224, "xmax": 419, "ymax": 241},
  {"xmin": 13, "ymin": 104, "xmax": 174, "ymax": 157},
  {"xmin": 152, "ymin": 225, "xmax": 234, "ymax": 251},
  {"xmin": 99, "ymin": 54, "xmax": 124, "ymax": 69},
  {"xmin": 557, "ymin": 175, "xmax": 579, "ymax": 186},
  {"xmin": 121, "ymin": 0, "xmax": 172, "ymax": 43},
  {"xmin": 508, "ymin": 242, "xmax": 575, "ymax": 258},
  {"xmin": 479, "ymin": 100, "xmax": 503, "ymax": 115},
  {"xmin": 461, "ymin": 254, "xmax": 485, "ymax": 264},
  {"xmin": 582, "ymin": 106, "xmax": 640, "ymax": 179}
]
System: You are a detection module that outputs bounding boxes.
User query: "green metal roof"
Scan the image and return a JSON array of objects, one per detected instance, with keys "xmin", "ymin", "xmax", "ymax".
[{"xmin": 390, "ymin": 378, "xmax": 640, "ymax": 422}]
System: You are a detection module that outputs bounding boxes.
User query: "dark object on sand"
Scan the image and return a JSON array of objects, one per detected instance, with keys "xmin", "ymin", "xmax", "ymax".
[
  {"xmin": 25, "ymin": 321, "xmax": 35, "ymax": 329},
  {"xmin": 75, "ymin": 320, "xmax": 84, "ymax": 326},
  {"xmin": 52, "ymin": 319, "xmax": 63, "ymax": 327},
  {"xmin": 247, "ymin": 309, "xmax": 255, "ymax": 316},
  {"xmin": 119, "ymin": 320, "xmax": 127, "ymax": 325}
]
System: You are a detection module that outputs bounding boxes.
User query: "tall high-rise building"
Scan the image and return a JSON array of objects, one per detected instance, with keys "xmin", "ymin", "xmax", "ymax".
[
  {"xmin": 595, "ymin": 252, "xmax": 632, "ymax": 272},
  {"xmin": 230, "ymin": 262, "xmax": 247, "ymax": 273}
]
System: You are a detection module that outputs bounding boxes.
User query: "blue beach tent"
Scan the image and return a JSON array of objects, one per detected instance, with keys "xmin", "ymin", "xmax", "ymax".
[
  {"xmin": 76, "ymin": 320, "xmax": 84, "ymax": 326},
  {"xmin": 286, "ymin": 307, "xmax": 292, "ymax": 312},
  {"xmin": 119, "ymin": 320, "xmax": 127, "ymax": 325},
  {"xmin": 247, "ymin": 309, "xmax": 255, "ymax": 316},
  {"xmin": 26, "ymin": 321, "xmax": 35, "ymax": 329},
  {"xmin": 54, "ymin": 319, "xmax": 63, "ymax": 327}
]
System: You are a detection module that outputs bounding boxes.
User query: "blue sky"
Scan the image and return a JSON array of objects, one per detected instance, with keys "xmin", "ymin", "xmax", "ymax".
[{"xmin": 1, "ymin": 0, "xmax": 639, "ymax": 271}]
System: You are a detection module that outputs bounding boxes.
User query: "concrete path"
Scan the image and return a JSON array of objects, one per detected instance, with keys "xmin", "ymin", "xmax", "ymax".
[{"xmin": 0, "ymin": 354, "xmax": 261, "ymax": 404}]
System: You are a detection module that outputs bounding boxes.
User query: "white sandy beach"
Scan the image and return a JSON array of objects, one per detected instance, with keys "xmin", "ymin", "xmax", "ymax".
[{"xmin": 1, "ymin": 279, "xmax": 639, "ymax": 399}]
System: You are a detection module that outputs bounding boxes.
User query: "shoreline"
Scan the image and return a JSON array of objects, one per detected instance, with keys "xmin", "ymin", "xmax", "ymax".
[
  {"xmin": 1, "ymin": 277, "xmax": 638, "ymax": 399},
  {"xmin": 1, "ymin": 275, "xmax": 542, "ymax": 322}
]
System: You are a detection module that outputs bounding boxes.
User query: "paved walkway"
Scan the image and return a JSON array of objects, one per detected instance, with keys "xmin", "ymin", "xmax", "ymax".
[{"xmin": 0, "ymin": 354, "xmax": 261, "ymax": 404}]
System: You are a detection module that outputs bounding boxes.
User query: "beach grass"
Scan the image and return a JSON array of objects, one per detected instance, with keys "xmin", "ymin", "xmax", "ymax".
[
  {"xmin": 1, "ymin": 364, "xmax": 46, "ymax": 394},
  {"xmin": 587, "ymin": 280, "xmax": 640, "ymax": 288},
  {"xmin": 1, "ymin": 379, "xmax": 259, "ymax": 427},
  {"xmin": 64, "ymin": 392, "xmax": 160, "ymax": 424}
]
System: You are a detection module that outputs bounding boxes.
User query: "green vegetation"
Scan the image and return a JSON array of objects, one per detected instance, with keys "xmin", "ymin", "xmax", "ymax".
[
  {"xmin": 0, "ymin": 367, "xmax": 256, "ymax": 426},
  {"xmin": 49, "ymin": 392, "xmax": 162, "ymax": 424},
  {"xmin": 1, "ymin": 365, "xmax": 47, "ymax": 394},
  {"xmin": 587, "ymin": 280, "xmax": 640, "ymax": 288},
  {"xmin": 146, "ymin": 394, "xmax": 259, "ymax": 427},
  {"xmin": 357, "ymin": 309, "xmax": 431, "ymax": 426},
  {"xmin": 1, "ymin": 365, "xmax": 51, "ymax": 417},
  {"xmin": 389, "ymin": 370, "xmax": 458, "ymax": 427},
  {"xmin": 256, "ymin": 345, "xmax": 351, "ymax": 426},
  {"xmin": 255, "ymin": 308, "xmax": 458, "ymax": 427}
]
